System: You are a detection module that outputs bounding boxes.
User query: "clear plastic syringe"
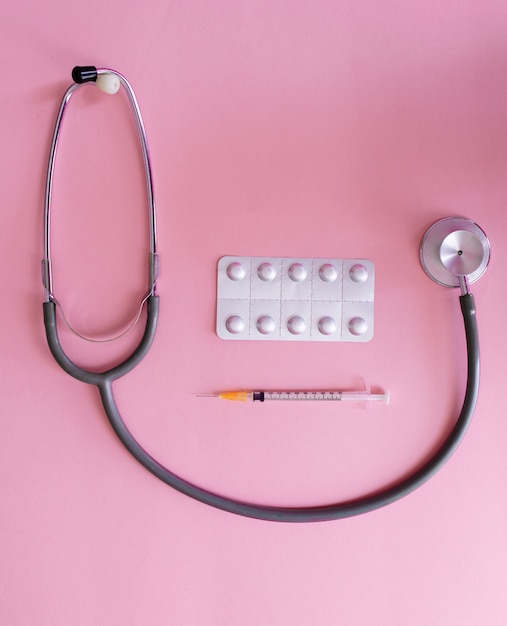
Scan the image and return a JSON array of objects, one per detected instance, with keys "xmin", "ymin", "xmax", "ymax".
[{"xmin": 199, "ymin": 390, "xmax": 389, "ymax": 404}]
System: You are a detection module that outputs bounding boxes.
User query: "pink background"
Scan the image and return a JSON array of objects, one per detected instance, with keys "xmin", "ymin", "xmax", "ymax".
[{"xmin": 2, "ymin": 1, "xmax": 507, "ymax": 624}]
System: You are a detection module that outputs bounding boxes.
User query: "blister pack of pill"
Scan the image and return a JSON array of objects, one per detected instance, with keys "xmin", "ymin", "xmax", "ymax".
[{"xmin": 216, "ymin": 256, "xmax": 374, "ymax": 341}]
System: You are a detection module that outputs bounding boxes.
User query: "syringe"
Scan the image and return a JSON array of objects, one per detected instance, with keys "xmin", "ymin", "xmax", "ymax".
[{"xmin": 199, "ymin": 390, "xmax": 389, "ymax": 404}]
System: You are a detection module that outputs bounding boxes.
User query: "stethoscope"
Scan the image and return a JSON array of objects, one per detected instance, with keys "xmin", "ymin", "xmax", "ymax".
[{"xmin": 43, "ymin": 66, "xmax": 491, "ymax": 522}]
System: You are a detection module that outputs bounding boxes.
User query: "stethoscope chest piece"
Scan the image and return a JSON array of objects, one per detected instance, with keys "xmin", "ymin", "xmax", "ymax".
[{"xmin": 420, "ymin": 217, "xmax": 490, "ymax": 288}]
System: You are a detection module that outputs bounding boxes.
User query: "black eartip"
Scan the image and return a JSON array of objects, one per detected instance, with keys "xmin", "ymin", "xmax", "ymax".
[{"xmin": 71, "ymin": 66, "xmax": 98, "ymax": 84}]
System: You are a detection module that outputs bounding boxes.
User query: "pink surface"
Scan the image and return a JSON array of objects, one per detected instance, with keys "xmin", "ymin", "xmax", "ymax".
[{"xmin": 2, "ymin": 1, "xmax": 507, "ymax": 624}]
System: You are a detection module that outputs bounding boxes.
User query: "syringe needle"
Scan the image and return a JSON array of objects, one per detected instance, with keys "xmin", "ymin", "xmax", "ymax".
[{"xmin": 196, "ymin": 392, "xmax": 250, "ymax": 401}]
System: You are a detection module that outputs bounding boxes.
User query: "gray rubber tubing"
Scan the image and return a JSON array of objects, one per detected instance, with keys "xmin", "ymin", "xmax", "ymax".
[
  {"xmin": 43, "ymin": 293, "xmax": 479, "ymax": 523},
  {"xmin": 43, "ymin": 296, "xmax": 159, "ymax": 385}
]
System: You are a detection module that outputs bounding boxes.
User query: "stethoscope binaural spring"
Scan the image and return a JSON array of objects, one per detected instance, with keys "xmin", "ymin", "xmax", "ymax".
[{"xmin": 43, "ymin": 66, "xmax": 489, "ymax": 522}]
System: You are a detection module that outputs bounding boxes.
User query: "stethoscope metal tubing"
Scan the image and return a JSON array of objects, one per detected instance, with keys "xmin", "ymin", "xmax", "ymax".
[
  {"xmin": 43, "ymin": 83, "xmax": 79, "ymax": 300},
  {"xmin": 43, "ymin": 69, "xmax": 158, "ymax": 303}
]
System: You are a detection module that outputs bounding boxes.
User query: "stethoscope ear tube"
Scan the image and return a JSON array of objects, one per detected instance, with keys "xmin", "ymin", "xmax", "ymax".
[{"xmin": 87, "ymin": 293, "xmax": 479, "ymax": 522}]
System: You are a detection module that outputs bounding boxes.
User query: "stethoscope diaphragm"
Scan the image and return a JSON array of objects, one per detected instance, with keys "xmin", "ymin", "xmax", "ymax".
[{"xmin": 420, "ymin": 217, "xmax": 490, "ymax": 288}]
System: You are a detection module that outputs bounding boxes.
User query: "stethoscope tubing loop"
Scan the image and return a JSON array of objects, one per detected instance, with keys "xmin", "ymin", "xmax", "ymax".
[
  {"xmin": 93, "ymin": 294, "xmax": 479, "ymax": 523},
  {"xmin": 43, "ymin": 295, "xmax": 160, "ymax": 386}
]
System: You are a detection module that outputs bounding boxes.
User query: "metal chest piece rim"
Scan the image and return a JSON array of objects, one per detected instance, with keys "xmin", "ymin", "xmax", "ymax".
[{"xmin": 420, "ymin": 217, "xmax": 490, "ymax": 288}]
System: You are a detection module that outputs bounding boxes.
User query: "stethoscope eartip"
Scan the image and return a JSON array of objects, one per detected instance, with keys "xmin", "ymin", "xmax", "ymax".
[
  {"xmin": 96, "ymin": 73, "xmax": 121, "ymax": 95},
  {"xmin": 71, "ymin": 66, "xmax": 98, "ymax": 84}
]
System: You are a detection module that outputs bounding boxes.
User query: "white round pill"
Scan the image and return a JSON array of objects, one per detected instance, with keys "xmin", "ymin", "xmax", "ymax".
[
  {"xmin": 287, "ymin": 315, "xmax": 306, "ymax": 335},
  {"xmin": 288, "ymin": 263, "xmax": 307, "ymax": 282},
  {"xmin": 257, "ymin": 262, "xmax": 277, "ymax": 282},
  {"xmin": 349, "ymin": 264, "xmax": 368, "ymax": 283},
  {"xmin": 226, "ymin": 262, "xmax": 246, "ymax": 281},
  {"xmin": 319, "ymin": 264, "xmax": 338, "ymax": 283},
  {"xmin": 256, "ymin": 315, "xmax": 276, "ymax": 335},
  {"xmin": 318, "ymin": 316, "xmax": 337, "ymax": 335},
  {"xmin": 225, "ymin": 315, "xmax": 245, "ymax": 334},
  {"xmin": 96, "ymin": 73, "xmax": 121, "ymax": 95},
  {"xmin": 348, "ymin": 317, "xmax": 368, "ymax": 336}
]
